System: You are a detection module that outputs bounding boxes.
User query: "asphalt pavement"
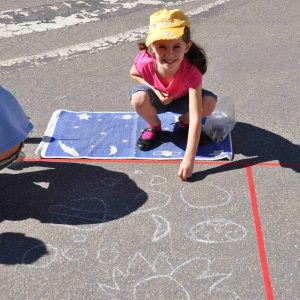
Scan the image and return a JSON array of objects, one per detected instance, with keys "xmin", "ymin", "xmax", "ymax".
[{"xmin": 0, "ymin": 0, "xmax": 299, "ymax": 299}]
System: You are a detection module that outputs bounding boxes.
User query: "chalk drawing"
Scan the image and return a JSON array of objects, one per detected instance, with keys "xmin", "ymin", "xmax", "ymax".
[
  {"xmin": 149, "ymin": 175, "xmax": 167, "ymax": 186},
  {"xmin": 62, "ymin": 247, "xmax": 88, "ymax": 261},
  {"xmin": 100, "ymin": 177, "xmax": 121, "ymax": 187},
  {"xmin": 132, "ymin": 190, "xmax": 171, "ymax": 214},
  {"xmin": 152, "ymin": 252, "xmax": 174, "ymax": 275},
  {"xmin": 151, "ymin": 215, "xmax": 171, "ymax": 242},
  {"xmin": 180, "ymin": 183, "xmax": 232, "ymax": 209},
  {"xmin": 98, "ymin": 252, "xmax": 240, "ymax": 299},
  {"xmin": 189, "ymin": 219, "xmax": 247, "ymax": 244},
  {"xmin": 48, "ymin": 197, "xmax": 107, "ymax": 230},
  {"xmin": 22, "ymin": 244, "xmax": 58, "ymax": 268},
  {"xmin": 96, "ymin": 248, "xmax": 120, "ymax": 264},
  {"xmin": 133, "ymin": 170, "xmax": 143, "ymax": 175},
  {"xmin": 73, "ymin": 234, "xmax": 87, "ymax": 243}
]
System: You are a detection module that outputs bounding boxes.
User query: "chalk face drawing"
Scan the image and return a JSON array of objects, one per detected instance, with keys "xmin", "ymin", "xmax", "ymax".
[{"xmin": 189, "ymin": 219, "xmax": 247, "ymax": 244}]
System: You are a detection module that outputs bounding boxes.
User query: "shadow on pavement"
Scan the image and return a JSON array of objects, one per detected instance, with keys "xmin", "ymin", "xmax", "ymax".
[
  {"xmin": 0, "ymin": 162, "xmax": 147, "ymax": 225},
  {"xmin": 191, "ymin": 122, "xmax": 300, "ymax": 181},
  {"xmin": 0, "ymin": 232, "xmax": 48, "ymax": 265}
]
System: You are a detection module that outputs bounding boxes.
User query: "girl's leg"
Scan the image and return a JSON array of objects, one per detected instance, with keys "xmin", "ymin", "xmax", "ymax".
[
  {"xmin": 130, "ymin": 91, "xmax": 161, "ymax": 127},
  {"xmin": 131, "ymin": 91, "xmax": 161, "ymax": 150},
  {"xmin": 180, "ymin": 95, "xmax": 217, "ymax": 124}
]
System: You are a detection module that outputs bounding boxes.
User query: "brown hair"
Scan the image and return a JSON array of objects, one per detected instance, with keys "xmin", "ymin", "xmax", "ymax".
[{"xmin": 138, "ymin": 27, "xmax": 207, "ymax": 74}]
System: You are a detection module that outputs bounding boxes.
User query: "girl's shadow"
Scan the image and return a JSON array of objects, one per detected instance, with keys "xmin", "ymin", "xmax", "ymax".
[
  {"xmin": 190, "ymin": 122, "xmax": 300, "ymax": 181},
  {"xmin": 0, "ymin": 162, "xmax": 148, "ymax": 225}
]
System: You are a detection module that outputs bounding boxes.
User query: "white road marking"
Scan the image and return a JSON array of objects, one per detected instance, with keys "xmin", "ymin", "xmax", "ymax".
[
  {"xmin": 0, "ymin": 0, "xmax": 234, "ymax": 73},
  {"xmin": 0, "ymin": 0, "xmax": 197, "ymax": 39}
]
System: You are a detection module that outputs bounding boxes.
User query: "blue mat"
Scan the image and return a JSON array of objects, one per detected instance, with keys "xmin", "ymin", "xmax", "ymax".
[{"xmin": 36, "ymin": 110, "xmax": 233, "ymax": 160}]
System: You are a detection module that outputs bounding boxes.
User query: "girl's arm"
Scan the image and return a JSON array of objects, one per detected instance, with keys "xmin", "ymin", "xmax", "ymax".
[
  {"xmin": 130, "ymin": 64, "xmax": 152, "ymax": 88},
  {"xmin": 130, "ymin": 64, "xmax": 172, "ymax": 105},
  {"xmin": 178, "ymin": 84, "xmax": 202, "ymax": 180}
]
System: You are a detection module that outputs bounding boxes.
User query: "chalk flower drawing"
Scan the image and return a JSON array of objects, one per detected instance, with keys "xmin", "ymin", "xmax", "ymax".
[{"xmin": 98, "ymin": 252, "xmax": 240, "ymax": 299}]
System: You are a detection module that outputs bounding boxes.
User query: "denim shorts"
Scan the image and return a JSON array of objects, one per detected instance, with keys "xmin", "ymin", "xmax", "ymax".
[{"xmin": 128, "ymin": 84, "xmax": 217, "ymax": 114}]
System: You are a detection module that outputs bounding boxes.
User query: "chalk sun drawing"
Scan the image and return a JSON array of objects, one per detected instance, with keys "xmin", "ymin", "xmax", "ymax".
[
  {"xmin": 98, "ymin": 252, "xmax": 240, "ymax": 299},
  {"xmin": 189, "ymin": 219, "xmax": 247, "ymax": 244},
  {"xmin": 58, "ymin": 140, "xmax": 79, "ymax": 157},
  {"xmin": 96, "ymin": 248, "xmax": 120, "ymax": 264}
]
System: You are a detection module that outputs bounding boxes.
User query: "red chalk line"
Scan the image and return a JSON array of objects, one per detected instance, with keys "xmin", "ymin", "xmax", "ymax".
[
  {"xmin": 17, "ymin": 157, "xmax": 300, "ymax": 167},
  {"xmin": 246, "ymin": 166, "xmax": 274, "ymax": 300}
]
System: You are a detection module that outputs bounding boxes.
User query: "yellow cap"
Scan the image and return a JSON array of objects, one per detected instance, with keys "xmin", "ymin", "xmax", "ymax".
[{"xmin": 145, "ymin": 9, "xmax": 190, "ymax": 47}]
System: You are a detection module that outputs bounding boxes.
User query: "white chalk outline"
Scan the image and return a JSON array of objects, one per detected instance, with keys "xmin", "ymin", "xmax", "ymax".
[
  {"xmin": 22, "ymin": 244, "xmax": 58, "ymax": 268},
  {"xmin": 189, "ymin": 218, "xmax": 247, "ymax": 244},
  {"xmin": 151, "ymin": 215, "xmax": 171, "ymax": 242},
  {"xmin": 180, "ymin": 183, "xmax": 232, "ymax": 209},
  {"xmin": 98, "ymin": 252, "xmax": 240, "ymax": 299},
  {"xmin": 132, "ymin": 190, "xmax": 171, "ymax": 214}
]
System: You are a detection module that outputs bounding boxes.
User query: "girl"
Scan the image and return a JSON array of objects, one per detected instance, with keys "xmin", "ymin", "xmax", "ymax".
[
  {"xmin": 0, "ymin": 85, "xmax": 33, "ymax": 170},
  {"xmin": 128, "ymin": 9, "xmax": 217, "ymax": 180}
]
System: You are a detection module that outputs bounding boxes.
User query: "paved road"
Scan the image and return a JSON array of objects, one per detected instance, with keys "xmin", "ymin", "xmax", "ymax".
[{"xmin": 1, "ymin": 0, "xmax": 299, "ymax": 299}]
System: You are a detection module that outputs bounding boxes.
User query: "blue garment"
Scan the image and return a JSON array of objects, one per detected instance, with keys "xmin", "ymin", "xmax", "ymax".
[
  {"xmin": 0, "ymin": 85, "xmax": 33, "ymax": 153},
  {"xmin": 128, "ymin": 85, "xmax": 217, "ymax": 114}
]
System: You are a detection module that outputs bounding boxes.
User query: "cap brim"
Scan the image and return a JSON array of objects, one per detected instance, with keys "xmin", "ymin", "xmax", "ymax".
[{"xmin": 145, "ymin": 27, "xmax": 185, "ymax": 47}]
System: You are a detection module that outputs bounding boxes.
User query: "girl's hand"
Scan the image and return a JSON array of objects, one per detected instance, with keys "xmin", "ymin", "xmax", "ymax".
[
  {"xmin": 178, "ymin": 158, "xmax": 194, "ymax": 181},
  {"xmin": 153, "ymin": 89, "xmax": 173, "ymax": 105}
]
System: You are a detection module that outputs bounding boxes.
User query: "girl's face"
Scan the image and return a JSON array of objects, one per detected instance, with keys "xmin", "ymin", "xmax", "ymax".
[{"xmin": 150, "ymin": 38, "xmax": 192, "ymax": 72}]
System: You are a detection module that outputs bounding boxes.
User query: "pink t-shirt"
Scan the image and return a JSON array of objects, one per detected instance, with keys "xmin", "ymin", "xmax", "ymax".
[{"xmin": 134, "ymin": 50, "xmax": 202, "ymax": 99}]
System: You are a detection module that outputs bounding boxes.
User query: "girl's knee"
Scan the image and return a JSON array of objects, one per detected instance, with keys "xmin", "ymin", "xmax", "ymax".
[
  {"xmin": 202, "ymin": 95, "xmax": 217, "ymax": 116},
  {"xmin": 130, "ymin": 91, "xmax": 150, "ymax": 108}
]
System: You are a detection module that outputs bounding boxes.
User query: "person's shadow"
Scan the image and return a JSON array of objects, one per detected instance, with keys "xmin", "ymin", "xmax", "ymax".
[
  {"xmin": 0, "ymin": 232, "xmax": 48, "ymax": 265},
  {"xmin": 190, "ymin": 122, "xmax": 300, "ymax": 181},
  {"xmin": 0, "ymin": 162, "xmax": 148, "ymax": 225}
]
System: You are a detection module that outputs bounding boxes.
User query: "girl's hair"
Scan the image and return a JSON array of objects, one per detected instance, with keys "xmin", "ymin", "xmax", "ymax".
[{"xmin": 138, "ymin": 27, "xmax": 207, "ymax": 74}]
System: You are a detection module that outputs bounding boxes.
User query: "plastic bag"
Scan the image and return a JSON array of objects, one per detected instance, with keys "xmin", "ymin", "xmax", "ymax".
[{"xmin": 202, "ymin": 96, "xmax": 236, "ymax": 143}]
